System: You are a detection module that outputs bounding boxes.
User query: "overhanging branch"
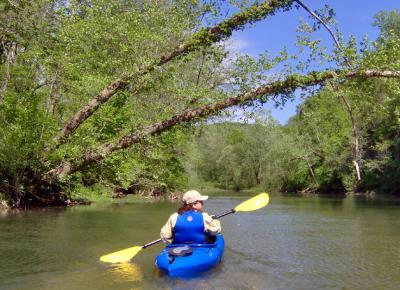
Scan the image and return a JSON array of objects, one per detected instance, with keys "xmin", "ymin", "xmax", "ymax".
[
  {"xmin": 43, "ymin": 69, "xmax": 400, "ymax": 181},
  {"xmin": 49, "ymin": 0, "xmax": 294, "ymax": 149}
]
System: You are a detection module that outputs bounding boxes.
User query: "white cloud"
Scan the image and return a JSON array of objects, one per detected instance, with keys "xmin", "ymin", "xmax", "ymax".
[{"xmin": 224, "ymin": 35, "xmax": 253, "ymax": 54}]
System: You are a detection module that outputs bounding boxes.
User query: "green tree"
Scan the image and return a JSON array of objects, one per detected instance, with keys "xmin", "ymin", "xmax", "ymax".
[
  {"xmin": 280, "ymin": 9, "xmax": 400, "ymax": 194},
  {"xmin": 1, "ymin": 1, "xmax": 400, "ymax": 207}
]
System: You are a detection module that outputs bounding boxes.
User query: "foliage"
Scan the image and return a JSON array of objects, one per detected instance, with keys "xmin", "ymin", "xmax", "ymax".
[
  {"xmin": 185, "ymin": 112, "xmax": 304, "ymax": 191},
  {"xmin": 0, "ymin": 0, "xmax": 239, "ymax": 206},
  {"xmin": 1, "ymin": 1, "xmax": 400, "ymax": 208},
  {"xmin": 185, "ymin": 9, "xmax": 400, "ymax": 196},
  {"xmin": 279, "ymin": 9, "xmax": 400, "ymax": 194}
]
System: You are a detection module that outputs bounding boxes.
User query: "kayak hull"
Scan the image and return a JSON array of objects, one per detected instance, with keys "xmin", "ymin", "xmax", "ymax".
[{"xmin": 155, "ymin": 234, "xmax": 224, "ymax": 277}]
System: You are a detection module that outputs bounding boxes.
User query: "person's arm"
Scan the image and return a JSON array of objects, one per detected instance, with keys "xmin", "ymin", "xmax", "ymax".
[
  {"xmin": 160, "ymin": 213, "xmax": 178, "ymax": 243},
  {"xmin": 202, "ymin": 212, "xmax": 222, "ymax": 235}
]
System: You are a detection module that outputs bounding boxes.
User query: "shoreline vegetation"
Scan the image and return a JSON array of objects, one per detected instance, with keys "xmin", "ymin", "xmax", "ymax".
[
  {"xmin": 1, "ymin": 2, "xmax": 399, "ymax": 208},
  {"xmin": 0, "ymin": 185, "xmax": 384, "ymax": 210}
]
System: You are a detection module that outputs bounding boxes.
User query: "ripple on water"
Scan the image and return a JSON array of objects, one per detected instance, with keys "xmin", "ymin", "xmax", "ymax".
[{"xmin": 1, "ymin": 195, "xmax": 400, "ymax": 289}]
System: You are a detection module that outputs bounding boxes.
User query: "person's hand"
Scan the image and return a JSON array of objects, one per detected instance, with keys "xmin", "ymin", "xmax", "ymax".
[{"xmin": 161, "ymin": 237, "xmax": 172, "ymax": 244}]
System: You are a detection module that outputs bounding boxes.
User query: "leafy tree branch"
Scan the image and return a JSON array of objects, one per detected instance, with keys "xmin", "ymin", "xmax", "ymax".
[
  {"xmin": 44, "ymin": 69, "xmax": 400, "ymax": 181},
  {"xmin": 50, "ymin": 0, "xmax": 294, "ymax": 149}
]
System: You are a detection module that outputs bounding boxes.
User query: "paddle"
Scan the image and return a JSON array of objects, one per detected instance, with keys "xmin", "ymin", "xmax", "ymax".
[
  {"xmin": 100, "ymin": 192, "xmax": 269, "ymax": 263},
  {"xmin": 214, "ymin": 192, "xmax": 269, "ymax": 218}
]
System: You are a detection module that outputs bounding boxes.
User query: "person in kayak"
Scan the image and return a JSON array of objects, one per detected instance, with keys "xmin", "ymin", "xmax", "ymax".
[{"xmin": 160, "ymin": 190, "xmax": 221, "ymax": 244}]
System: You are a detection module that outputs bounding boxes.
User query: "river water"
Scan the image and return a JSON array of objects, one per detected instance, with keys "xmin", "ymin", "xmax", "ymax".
[{"xmin": 1, "ymin": 193, "xmax": 400, "ymax": 290}]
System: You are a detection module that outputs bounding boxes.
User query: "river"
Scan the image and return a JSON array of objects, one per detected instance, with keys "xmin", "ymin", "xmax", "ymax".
[{"xmin": 1, "ymin": 193, "xmax": 400, "ymax": 290}]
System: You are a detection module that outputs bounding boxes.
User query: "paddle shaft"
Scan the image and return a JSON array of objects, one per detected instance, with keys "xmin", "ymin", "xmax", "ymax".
[
  {"xmin": 143, "ymin": 238, "xmax": 162, "ymax": 249},
  {"xmin": 214, "ymin": 209, "xmax": 236, "ymax": 219}
]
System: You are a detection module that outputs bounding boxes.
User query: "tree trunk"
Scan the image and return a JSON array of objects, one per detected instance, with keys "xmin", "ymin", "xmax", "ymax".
[
  {"xmin": 339, "ymin": 95, "xmax": 362, "ymax": 180},
  {"xmin": 304, "ymin": 156, "xmax": 317, "ymax": 184},
  {"xmin": 254, "ymin": 160, "xmax": 262, "ymax": 185},
  {"xmin": 48, "ymin": 70, "xmax": 60, "ymax": 116},
  {"xmin": 0, "ymin": 41, "xmax": 17, "ymax": 103}
]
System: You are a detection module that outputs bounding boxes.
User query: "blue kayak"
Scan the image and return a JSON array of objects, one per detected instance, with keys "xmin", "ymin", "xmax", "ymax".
[{"xmin": 155, "ymin": 234, "xmax": 225, "ymax": 277}]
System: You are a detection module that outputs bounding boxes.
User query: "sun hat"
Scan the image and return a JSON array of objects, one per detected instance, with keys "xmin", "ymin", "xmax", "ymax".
[{"xmin": 182, "ymin": 190, "xmax": 208, "ymax": 204}]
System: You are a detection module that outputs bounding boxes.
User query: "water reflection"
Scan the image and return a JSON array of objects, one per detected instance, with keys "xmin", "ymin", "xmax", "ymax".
[
  {"xmin": 317, "ymin": 196, "xmax": 345, "ymax": 210},
  {"xmin": 108, "ymin": 263, "xmax": 143, "ymax": 282},
  {"xmin": 353, "ymin": 194, "xmax": 400, "ymax": 207}
]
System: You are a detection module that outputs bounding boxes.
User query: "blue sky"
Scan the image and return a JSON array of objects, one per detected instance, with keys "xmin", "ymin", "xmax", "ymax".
[{"xmin": 229, "ymin": 0, "xmax": 399, "ymax": 124}]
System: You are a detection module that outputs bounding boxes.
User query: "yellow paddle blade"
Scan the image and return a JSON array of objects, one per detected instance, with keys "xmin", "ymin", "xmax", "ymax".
[
  {"xmin": 234, "ymin": 192, "xmax": 269, "ymax": 212},
  {"xmin": 100, "ymin": 246, "xmax": 142, "ymax": 263}
]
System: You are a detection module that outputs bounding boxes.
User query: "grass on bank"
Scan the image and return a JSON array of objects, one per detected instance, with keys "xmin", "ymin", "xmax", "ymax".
[{"xmin": 69, "ymin": 184, "xmax": 151, "ymax": 206}]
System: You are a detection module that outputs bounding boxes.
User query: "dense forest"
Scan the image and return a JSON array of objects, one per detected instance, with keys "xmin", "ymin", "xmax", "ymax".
[
  {"xmin": 0, "ymin": 0, "xmax": 399, "ymax": 207},
  {"xmin": 188, "ymin": 9, "xmax": 400, "ymax": 195}
]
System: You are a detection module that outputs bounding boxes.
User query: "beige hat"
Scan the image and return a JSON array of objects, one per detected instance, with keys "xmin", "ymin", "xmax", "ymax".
[{"xmin": 182, "ymin": 190, "xmax": 208, "ymax": 204}]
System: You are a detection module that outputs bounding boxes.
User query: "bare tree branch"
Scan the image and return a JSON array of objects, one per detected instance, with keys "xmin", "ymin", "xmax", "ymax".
[
  {"xmin": 295, "ymin": 0, "xmax": 342, "ymax": 50},
  {"xmin": 294, "ymin": 0, "xmax": 353, "ymax": 68}
]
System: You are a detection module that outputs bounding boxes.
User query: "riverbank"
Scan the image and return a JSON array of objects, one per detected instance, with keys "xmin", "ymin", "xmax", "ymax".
[
  {"xmin": 0, "ymin": 182, "xmax": 391, "ymax": 210},
  {"xmin": 0, "ymin": 184, "xmax": 168, "ymax": 209}
]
